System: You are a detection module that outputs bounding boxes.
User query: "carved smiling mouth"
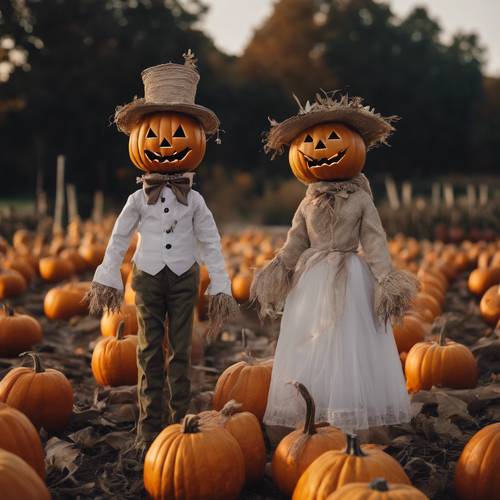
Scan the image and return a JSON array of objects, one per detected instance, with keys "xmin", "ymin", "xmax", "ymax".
[
  {"xmin": 301, "ymin": 148, "xmax": 348, "ymax": 169},
  {"xmin": 145, "ymin": 147, "xmax": 191, "ymax": 163}
]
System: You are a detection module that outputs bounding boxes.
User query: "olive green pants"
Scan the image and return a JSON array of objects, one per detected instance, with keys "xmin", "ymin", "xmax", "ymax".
[{"xmin": 131, "ymin": 263, "xmax": 199, "ymax": 442}]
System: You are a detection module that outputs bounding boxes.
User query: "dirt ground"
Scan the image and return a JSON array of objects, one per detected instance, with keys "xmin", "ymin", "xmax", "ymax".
[{"xmin": 1, "ymin": 269, "xmax": 499, "ymax": 500}]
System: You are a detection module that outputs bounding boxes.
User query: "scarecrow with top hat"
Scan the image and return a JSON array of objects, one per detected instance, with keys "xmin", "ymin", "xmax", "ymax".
[
  {"xmin": 251, "ymin": 92, "xmax": 418, "ymax": 432},
  {"xmin": 86, "ymin": 51, "xmax": 238, "ymax": 449}
]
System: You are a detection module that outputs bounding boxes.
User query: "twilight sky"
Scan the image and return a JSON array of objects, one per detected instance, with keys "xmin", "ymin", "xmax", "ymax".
[{"xmin": 201, "ymin": 0, "xmax": 500, "ymax": 76}]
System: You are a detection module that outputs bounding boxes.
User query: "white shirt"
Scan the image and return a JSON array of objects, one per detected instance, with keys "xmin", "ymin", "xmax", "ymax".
[{"xmin": 93, "ymin": 186, "xmax": 231, "ymax": 296}]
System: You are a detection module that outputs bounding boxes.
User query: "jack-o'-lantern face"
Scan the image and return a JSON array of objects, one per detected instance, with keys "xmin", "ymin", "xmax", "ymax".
[
  {"xmin": 129, "ymin": 112, "xmax": 206, "ymax": 173},
  {"xmin": 289, "ymin": 122, "xmax": 366, "ymax": 183}
]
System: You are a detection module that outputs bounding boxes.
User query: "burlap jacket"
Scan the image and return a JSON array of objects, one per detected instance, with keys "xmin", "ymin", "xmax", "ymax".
[{"xmin": 251, "ymin": 174, "xmax": 418, "ymax": 322}]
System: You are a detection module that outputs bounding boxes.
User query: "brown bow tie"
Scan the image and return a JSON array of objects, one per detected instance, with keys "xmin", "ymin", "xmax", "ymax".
[{"xmin": 138, "ymin": 173, "xmax": 194, "ymax": 206}]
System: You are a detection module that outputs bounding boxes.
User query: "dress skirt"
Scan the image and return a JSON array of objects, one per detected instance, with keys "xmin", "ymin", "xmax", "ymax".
[{"xmin": 263, "ymin": 253, "xmax": 411, "ymax": 432}]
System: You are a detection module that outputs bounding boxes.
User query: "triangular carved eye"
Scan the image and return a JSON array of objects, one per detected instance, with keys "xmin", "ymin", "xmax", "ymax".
[
  {"xmin": 328, "ymin": 130, "xmax": 340, "ymax": 140},
  {"xmin": 146, "ymin": 128, "xmax": 157, "ymax": 138},
  {"xmin": 304, "ymin": 134, "xmax": 313, "ymax": 143},
  {"xmin": 173, "ymin": 125, "xmax": 186, "ymax": 138}
]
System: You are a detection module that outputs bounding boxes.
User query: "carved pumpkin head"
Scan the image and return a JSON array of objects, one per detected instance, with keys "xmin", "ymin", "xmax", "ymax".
[
  {"xmin": 289, "ymin": 122, "xmax": 366, "ymax": 184},
  {"xmin": 129, "ymin": 111, "xmax": 206, "ymax": 173}
]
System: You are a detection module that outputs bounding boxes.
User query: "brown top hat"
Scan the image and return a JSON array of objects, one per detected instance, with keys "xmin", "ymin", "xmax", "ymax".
[
  {"xmin": 114, "ymin": 50, "xmax": 219, "ymax": 135},
  {"xmin": 265, "ymin": 91, "xmax": 398, "ymax": 156}
]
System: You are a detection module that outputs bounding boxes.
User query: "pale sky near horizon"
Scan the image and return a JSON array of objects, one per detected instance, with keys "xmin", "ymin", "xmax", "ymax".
[{"xmin": 201, "ymin": 0, "xmax": 500, "ymax": 76}]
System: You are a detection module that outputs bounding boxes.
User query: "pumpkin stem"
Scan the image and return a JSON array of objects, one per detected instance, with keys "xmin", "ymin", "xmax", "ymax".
[
  {"xmin": 2, "ymin": 303, "xmax": 14, "ymax": 316},
  {"xmin": 438, "ymin": 322, "xmax": 447, "ymax": 346},
  {"xmin": 19, "ymin": 351, "xmax": 44, "ymax": 373},
  {"xmin": 220, "ymin": 400, "xmax": 242, "ymax": 417},
  {"xmin": 369, "ymin": 478, "xmax": 389, "ymax": 491},
  {"xmin": 293, "ymin": 382, "xmax": 317, "ymax": 435},
  {"xmin": 115, "ymin": 320, "xmax": 126, "ymax": 340},
  {"xmin": 182, "ymin": 414, "xmax": 201, "ymax": 434},
  {"xmin": 241, "ymin": 328, "xmax": 252, "ymax": 358},
  {"xmin": 345, "ymin": 433, "xmax": 366, "ymax": 456}
]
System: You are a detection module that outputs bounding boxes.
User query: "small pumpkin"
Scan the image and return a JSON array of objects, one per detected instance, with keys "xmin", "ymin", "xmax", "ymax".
[
  {"xmin": 92, "ymin": 321, "xmax": 138, "ymax": 386},
  {"xmin": 44, "ymin": 281, "xmax": 90, "ymax": 320},
  {"xmin": 0, "ymin": 352, "xmax": 73, "ymax": 432},
  {"xmin": 0, "ymin": 403, "xmax": 45, "ymax": 479},
  {"xmin": 0, "ymin": 268, "xmax": 27, "ymax": 299},
  {"xmin": 200, "ymin": 400, "xmax": 266, "ymax": 485},
  {"xmin": 392, "ymin": 314, "xmax": 426, "ymax": 354},
  {"xmin": 78, "ymin": 240, "xmax": 106, "ymax": 270},
  {"xmin": 479, "ymin": 284, "xmax": 500, "ymax": 326},
  {"xmin": 231, "ymin": 272, "xmax": 253, "ymax": 303},
  {"xmin": 292, "ymin": 433, "xmax": 410, "ymax": 500},
  {"xmin": 39, "ymin": 255, "xmax": 75, "ymax": 282},
  {"xmin": 454, "ymin": 422, "xmax": 500, "ymax": 500},
  {"xmin": 59, "ymin": 247, "xmax": 88, "ymax": 274},
  {"xmin": 289, "ymin": 122, "xmax": 366, "ymax": 184},
  {"xmin": 327, "ymin": 478, "xmax": 428, "ymax": 499},
  {"xmin": 3, "ymin": 255, "xmax": 36, "ymax": 283},
  {"xmin": 100, "ymin": 304, "xmax": 138, "ymax": 337},
  {"xmin": 0, "ymin": 449, "xmax": 51, "ymax": 500},
  {"xmin": 144, "ymin": 414, "xmax": 245, "ymax": 500},
  {"xmin": 0, "ymin": 305, "xmax": 43, "ymax": 357},
  {"xmin": 213, "ymin": 355, "xmax": 273, "ymax": 421},
  {"xmin": 410, "ymin": 292, "xmax": 441, "ymax": 321},
  {"xmin": 129, "ymin": 112, "xmax": 206, "ymax": 173},
  {"xmin": 468, "ymin": 267, "xmax": 500, "ymax": 296},
  {"xmin": 405, "ymin": 323, "xmax": 478, "ymax": 393},
  {"xmin": 272, "ymin": 383, "xmax": 345, "ymax": 496}
]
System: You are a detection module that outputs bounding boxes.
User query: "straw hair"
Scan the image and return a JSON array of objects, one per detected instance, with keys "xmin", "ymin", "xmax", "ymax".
[
  {"xmin": 114, "ymin": 50, "xmax": 220, "ymax": 135},
  {"xmin": 264, "ymin": 91, "xmax": 398, "ymax": 157}
]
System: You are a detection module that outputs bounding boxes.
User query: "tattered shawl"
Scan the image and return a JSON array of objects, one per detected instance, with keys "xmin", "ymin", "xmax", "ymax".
[{"xmin": 251, "ymin": 174, "xmax": 418, "ymax": 324}]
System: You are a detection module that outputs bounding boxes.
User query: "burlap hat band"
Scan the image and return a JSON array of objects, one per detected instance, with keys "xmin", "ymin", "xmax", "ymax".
[{"xmin": 142, "ymin": 65, "xmax": 199, "ymax": 105}]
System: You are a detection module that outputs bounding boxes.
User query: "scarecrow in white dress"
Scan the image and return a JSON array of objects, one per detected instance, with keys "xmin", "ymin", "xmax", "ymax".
[
  {"xmin": 252, "ymin": 92, "xmax": 418, "ymax": 432},
  {"xmin": 86, "ymin": 52, "xmax": 238, "ymax": 448}
]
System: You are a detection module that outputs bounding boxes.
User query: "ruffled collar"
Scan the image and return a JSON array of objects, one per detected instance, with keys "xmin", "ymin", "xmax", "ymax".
[{"xmin": 306, "ymin": 174, "xmax": 368, "ymax": 199}]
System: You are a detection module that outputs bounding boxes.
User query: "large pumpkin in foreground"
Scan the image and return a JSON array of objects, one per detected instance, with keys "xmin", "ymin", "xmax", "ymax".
[
  {"xmin": 454, "ymin": 422, "xmax": 500, "ymax": 500},
  {"xmin": 0, "ymin": 449, "xmax": 51, "ymax": 500},
  {"xmin": 0, "ymin": 403, "xmax": 45, "ymax": 479},
  {"xmin": 129, "ymin": 112, "xmax": 206, "ymax": 173},
  {"xmin": 144, "ymin": 414, "xmax": 245, "ymax": 500},
  {"xmin": 292, "ymin": 434, "xmax": 410, "ymax": 500},
  {"xmin": 289, "ymin": 122, "xmax": 366, "ymax": 184}
]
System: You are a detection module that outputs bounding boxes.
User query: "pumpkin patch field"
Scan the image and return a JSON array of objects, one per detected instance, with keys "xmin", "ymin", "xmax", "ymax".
[{"xmin": 0, "ymin": 223, "xmax": 499, "ymax": 500}]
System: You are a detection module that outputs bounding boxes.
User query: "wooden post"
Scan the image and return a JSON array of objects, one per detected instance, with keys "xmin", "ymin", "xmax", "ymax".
[
  {"xmin": 92, "ymin": 190, "xmax": 104, "ymax": 224},
  {"xmin": 479, "ymin": 185, "xmax": 488, "ymax": 206},
  {"xmin": 53, "ymin": 155, "xmax": 65, "ymax": 235},
  {"xmin": 431, "ymin": 182, "xmax": 441, "ymax": 208},
  {"xmin": 66, "ymin": 183, "xmax": 79, "ymax": 223},
  {"xmin": 384, "ymin": 176, "xmax": 400, "ymax": 210},
  {"xmin": 443, "ymin": 183, "xmax": 454, "ymax": 209},
  {"xmin": 466, "ymin": 185, "xmax": 477, "ymax": 211},
  {"xmin": 401, "ymin": 182, "xmax": 413, "ymax": 207}
]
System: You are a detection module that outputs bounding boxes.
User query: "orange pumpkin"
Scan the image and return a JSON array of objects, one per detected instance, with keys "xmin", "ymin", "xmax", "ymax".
[
  {"xmin": 392, "ymin": 315, "xmax": 426, "ymax": 354},
  {"xmin": 0, "ymin": 306, "xmax": 43, "ymax": 357},
  {"xmin": 0, "ymin": 449, "xmax": 51, "ymax": 500},
  {"xmin": 100, "ymin": 304, "xmax": 138, "ymax": 337},
  {"xmin": 272, "ymin": 383, "xmax": 345, "ymax": 496},
  {"xmin": 92, "ymin": 321, "xmax": 138, "ymax": 386},
  {"xmin": 411, "ymin": 292, "xmax": 441, "ymax": 321},
  {"xmin": 468, "ymin": 267, "xmax": 500, "ymax": 296},
  {"xmin": 0, "ymin": 352, "xmax": 73, "ymax": 432},
  {"xmin": 44, "ymin": 281, "xmax": 90, "ymax": 320},
  {"xmin": 454, "ymin": 422, "xmax": 500, "ymax": 500},
  {"xmin": 213, "ymin": 356, "xmax": 273, "ymax": 421},
  {"xmin": 78, "ymin": 241, "xmax": 106, "ymax": 270},
  {"xmin": 289, "ymin": 123, "xmax": 366, "ymax": 183},
  {"xmin": 144, "ymin": 414, "xmax": 245, "ymax": 500},
  {"xmin": 292, "ymin": 434, "xmax": 410, "ymax": 500},
  {"xmin": 3, "ymin": 256, "xmax": 36, "ymax": 283},
  {"xmin": 129, "ymin": 112, "xmax": 206, "ymax": 173},
  {"xmin": 39, "ymin": 255, "xmax": 74, "ymax": 282},
  {"xmin": 231, "ymin": 272, "xmax": 253, "ymax": 303},
  {"xmin": 479, "ymin": 285, "xmax": 500, "ymax": 325},
  {"xmin": 405, "ymin": 326, "xmax": 478, "ymax": 393},
  {"xmin": 327, "ymin": 478, "xmax": 428, "ymax": 499},
  {"xmin": 0, "ymin": 403, "xmax": 45, "ymax": 479},
  {"xmin": 0, "ymin": 268, "xmax": 27, "ymax": 299},
  {"xmin": 59, "ymin": 247, "xmax": 88, "ymax": 274},
  {"xmin": 124, "ymin": 271, "xmax": 135, "ymax": 305},
  {"xmin": 200, "ymin": 400, "xmax": 266, "ymax": 485}
]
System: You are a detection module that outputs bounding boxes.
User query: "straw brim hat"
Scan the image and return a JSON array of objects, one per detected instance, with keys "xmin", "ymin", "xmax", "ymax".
[
  {"xmin": 265, "ymin": 92, "xmax": 398, "ymax": 156},
  {"xmin": 115, "ymin": 99, "xmax": 219, "ymax": 136},
  {"xmin": 114, "ymin": 55, "xmax": 220, "ymax": 136}
]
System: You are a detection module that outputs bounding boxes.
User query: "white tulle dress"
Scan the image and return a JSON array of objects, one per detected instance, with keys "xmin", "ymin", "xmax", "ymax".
[{"xmin": 255, "ymin": 177, "xmax": 413, "ymax": 432}]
